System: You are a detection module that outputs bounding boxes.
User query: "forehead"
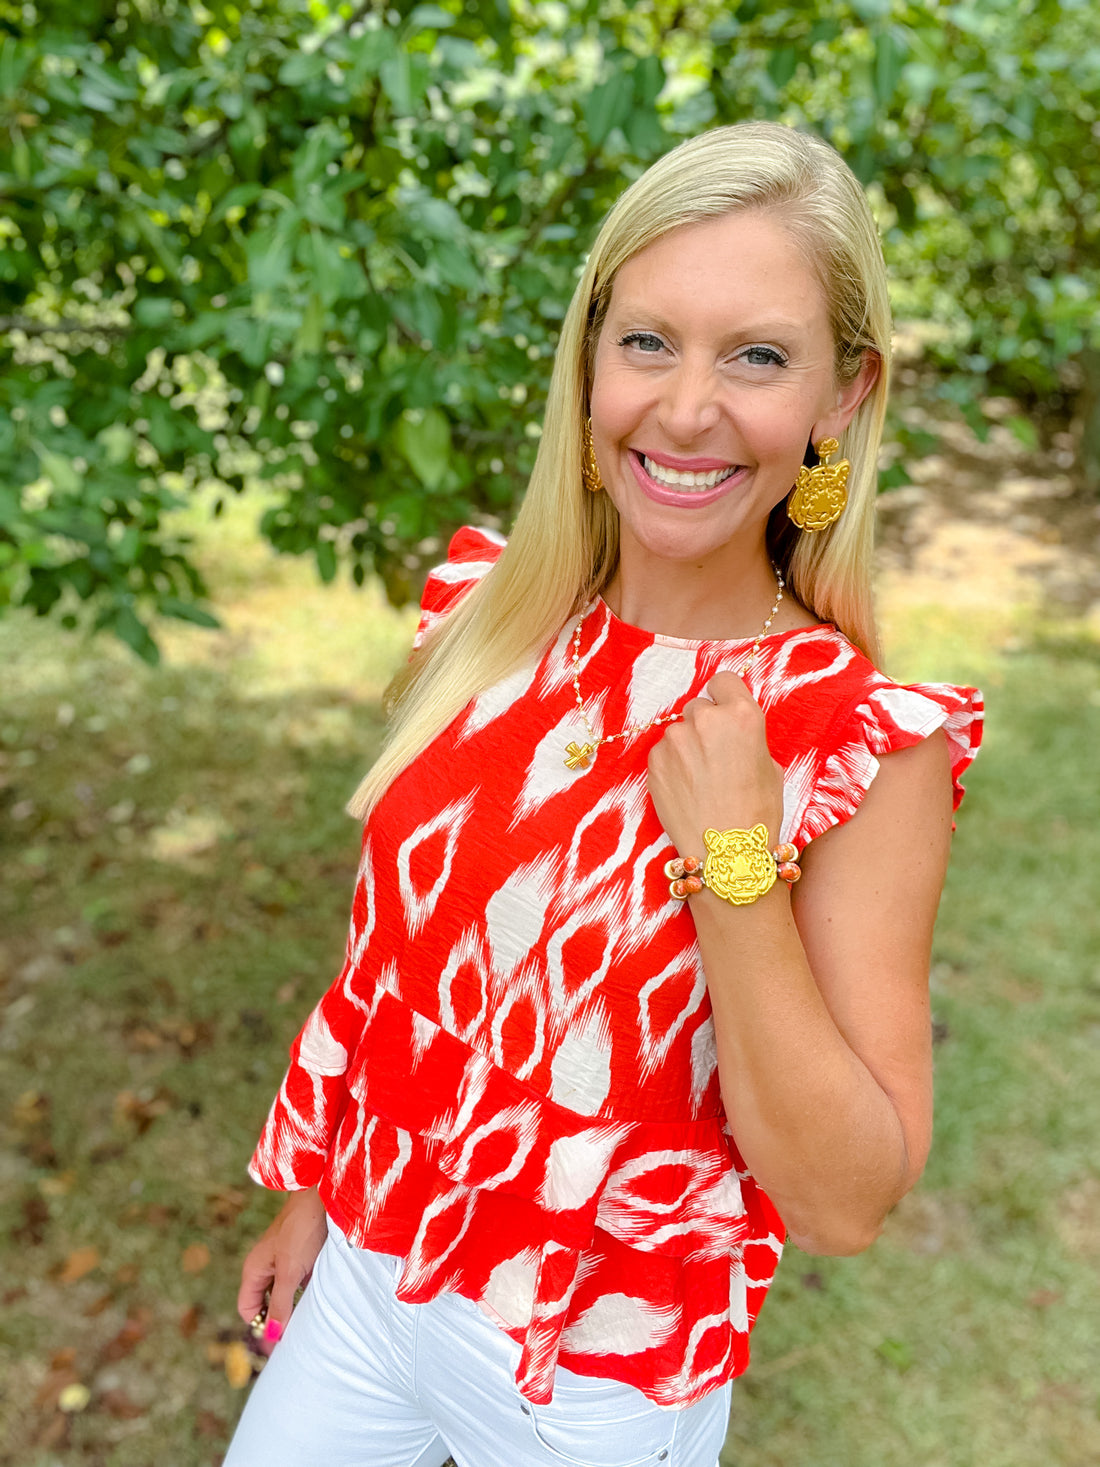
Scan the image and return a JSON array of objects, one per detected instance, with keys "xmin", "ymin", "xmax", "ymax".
[{"xmin": 606, "ymin": 210, "xmax": 831, "ymax": 330}]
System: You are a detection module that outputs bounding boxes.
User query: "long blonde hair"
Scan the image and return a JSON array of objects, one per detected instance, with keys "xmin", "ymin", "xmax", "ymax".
[{"xmin": 349, "ymin": 122, "xmax": 892, "ymax": 819}]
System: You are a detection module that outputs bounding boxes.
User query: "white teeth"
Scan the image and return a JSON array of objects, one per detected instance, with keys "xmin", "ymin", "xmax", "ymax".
[{"xmin": 642, "ymin": 455, "xmax": 738, "ymax": 490}]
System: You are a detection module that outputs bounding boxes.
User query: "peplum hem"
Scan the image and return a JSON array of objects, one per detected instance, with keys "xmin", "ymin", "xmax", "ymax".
[
  {"xmin": 253, "ymin": 986, "xmax": 761, "ymax": 1405},
  {"xmin": 340, "ymin": 988, "xmax": 750, "ymax": 1262}
]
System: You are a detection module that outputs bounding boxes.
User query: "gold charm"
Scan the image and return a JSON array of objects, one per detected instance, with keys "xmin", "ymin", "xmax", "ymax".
[
  {"xmin": 787, "ymin": 437, "xmax": 850, "ymax": 531},
  {"xmin": 564, "ymin": 740, "xmax": 595, "ymax": 770},
  {"xmin": 702, "ymin": 825, "xmax": 778, "ymax": 905}
]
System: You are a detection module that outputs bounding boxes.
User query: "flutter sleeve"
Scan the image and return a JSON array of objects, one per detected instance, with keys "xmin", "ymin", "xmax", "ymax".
[
  {"xmin": 412, "ymin": 524, "xmax": 506, "ymax": 650},
  {"xmin": 786, "ymin": 674, "xmax": 984, "ymax": 847}
]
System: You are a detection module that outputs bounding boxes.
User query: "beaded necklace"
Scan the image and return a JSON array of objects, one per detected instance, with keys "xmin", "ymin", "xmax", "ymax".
[{"xmin": 563, "ymin": 565, "xmax": 786, "ymax": 771}]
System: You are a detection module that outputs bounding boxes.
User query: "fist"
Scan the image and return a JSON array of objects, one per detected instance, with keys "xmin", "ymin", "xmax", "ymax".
[{"xmin": 647, "ymin": 672, "xmax": 784, "ymax": 854}]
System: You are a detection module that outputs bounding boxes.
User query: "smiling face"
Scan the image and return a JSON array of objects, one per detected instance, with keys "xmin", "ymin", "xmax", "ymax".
[{"xmin": 588, "ymin": 209, "xmax": 876, "ymax": 582}]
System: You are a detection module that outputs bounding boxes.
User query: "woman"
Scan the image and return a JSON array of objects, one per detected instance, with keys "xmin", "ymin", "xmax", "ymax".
[{"xmin": 226, "ymin": 122, "xmax": 981, "ymax": 1467}]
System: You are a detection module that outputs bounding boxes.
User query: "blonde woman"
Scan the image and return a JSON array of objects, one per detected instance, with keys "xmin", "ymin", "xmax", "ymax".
[{"xmin": 226, "ymin": 122, "xmax": 981, "ymax": 1467}]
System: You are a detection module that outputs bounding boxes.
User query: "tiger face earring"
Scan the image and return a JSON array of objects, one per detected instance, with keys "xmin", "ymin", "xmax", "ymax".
[
  {"xmin": 581, "ymin": 417, "xmax": 604, "ymax": 494},
  {"xmin": 787, "ymin": 437, "xmax": 849, "ymax": 531}
]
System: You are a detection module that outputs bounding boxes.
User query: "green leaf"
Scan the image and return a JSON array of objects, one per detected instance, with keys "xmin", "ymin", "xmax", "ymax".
[
  {"xmin": 395, "ymin": 408, "xmax": 451, "ymax": 490},
  {"xmin": 876, "ymin": 1338, "xmax": 913, "ymax": 1373},
  {"xmin": 1005, "ymin": 414, "xmax": 1039, "ymax": 449},
  {"xmin": 97, "ymin": 425, "xmax": 134, "ymax": 465},
  {"xmin": 874, "ymin": 29, "xmax": 906, "ymax": 107},
  {"xmin": 37, "ymin": 449, "xmax": 82, "ymax": 494},
  {"xmin": 113, "ymin": 604, "xmax": 160, "ymax": 665},
  {"xmin": 246, "ymin": 220, "xmax": 298, "ymax": 295},
  {"xmin": 315, "ymin": 539, "xmax": 337, "ymax": 583},
  {"xmin": 406, "ymin": 4, "xmax": 456, "ymax": 30},
  {"xmin": 584, "ymin": 70, "xmax": 635, "ymax": 148},
  {"xmin": 634, "ymin": 55, "xmax": 665, "ymax": 108},
  {"xmin": 134, "ymin": 296, "xmax": 176, "ymax": 327},
  {"xmin": 158, "ymin": 596, "xmax": 221, "ymax": 628},
  {"xmin": 767, "ymin": 47, "xmax": 798, "ymax": 89}
]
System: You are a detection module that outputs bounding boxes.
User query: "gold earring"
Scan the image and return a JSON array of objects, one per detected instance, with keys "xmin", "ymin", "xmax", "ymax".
[
  {"xmin": 787, "ymin": 437, "xmax": 849, "ymax": 531},
  {"xmin": 581, "ymin": 418, "xmax": 603, "ymax": 494}
]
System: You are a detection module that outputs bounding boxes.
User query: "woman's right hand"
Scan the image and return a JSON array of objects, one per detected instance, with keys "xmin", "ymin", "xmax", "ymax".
[{"xmin": 237, "ymin": 1187, "xmax": 328, "ymax": 1353}]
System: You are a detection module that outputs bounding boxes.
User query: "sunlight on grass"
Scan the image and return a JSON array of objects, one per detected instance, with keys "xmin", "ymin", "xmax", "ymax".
[{"xmin": 2, "ymin": 503, "xmax": 1098, "ymax": 1466}]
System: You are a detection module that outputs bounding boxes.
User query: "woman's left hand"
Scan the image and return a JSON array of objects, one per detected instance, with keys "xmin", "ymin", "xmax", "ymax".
[{"xmin": 647, "ymin": 672, "xmax": 784, "ymax": 853}]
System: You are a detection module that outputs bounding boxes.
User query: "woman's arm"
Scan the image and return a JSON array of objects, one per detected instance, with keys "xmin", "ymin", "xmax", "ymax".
[{"xmin": 647, "ymin": 673, "xmax": 953, "ymax": 1255}]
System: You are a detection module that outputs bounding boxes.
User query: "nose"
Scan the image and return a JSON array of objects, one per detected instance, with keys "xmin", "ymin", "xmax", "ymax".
[{"xmin": 656, "ymin": 361, "xmax": 722, "ymax": 445}]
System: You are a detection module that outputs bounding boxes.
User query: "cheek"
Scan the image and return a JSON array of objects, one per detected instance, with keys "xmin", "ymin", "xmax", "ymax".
[{"xmin": 588, "ymin": 374, "xmax": 633, "ymax": 445}]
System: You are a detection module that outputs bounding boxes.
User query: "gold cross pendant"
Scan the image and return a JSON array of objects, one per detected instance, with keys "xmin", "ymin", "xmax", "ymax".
[{"xmin": 564, "ymin": 741, "xmax": 595, "ymax": 771}]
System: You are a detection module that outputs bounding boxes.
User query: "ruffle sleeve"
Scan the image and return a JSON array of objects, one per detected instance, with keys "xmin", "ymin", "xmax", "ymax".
[
  {"xmin": 249, "ymin": 965, "xmax": 357, "ymax": 1190},
  {"xmin": 789, "ymin": 675, "xmax": 983, "ymax": 846},
  {"xmin": 412, "ymin": 525, "xmax": 505, "ymax": 650}
]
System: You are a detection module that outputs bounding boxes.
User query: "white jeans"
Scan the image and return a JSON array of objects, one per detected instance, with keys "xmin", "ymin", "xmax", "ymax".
[{"xmin": 225, "ymin": 1220, "xmax": 732, "ymax": 1467}]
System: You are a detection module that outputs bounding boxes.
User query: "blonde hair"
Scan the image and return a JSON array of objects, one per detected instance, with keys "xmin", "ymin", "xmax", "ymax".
[{"xmin": 349, "ymin": 121, "xmax": 892, "ymax": 819}]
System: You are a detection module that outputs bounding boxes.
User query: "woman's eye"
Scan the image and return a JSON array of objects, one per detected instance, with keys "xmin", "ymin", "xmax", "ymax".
[
  {"xmin": 619, "ymin": 331, "xmax": 666, "ymax": 354},
  {"xmin": 741, "ymin": 345, "xmax": 787, "ymax": 367}
]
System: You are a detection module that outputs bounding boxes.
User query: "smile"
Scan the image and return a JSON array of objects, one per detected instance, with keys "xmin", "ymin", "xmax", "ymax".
[
  {"xmin": 630, "ymin": 450, "xmax": 745, "ymax": 508},
  {"xmin": 641, "ymin": 456, "xmax": 739, "ymax": 491}
]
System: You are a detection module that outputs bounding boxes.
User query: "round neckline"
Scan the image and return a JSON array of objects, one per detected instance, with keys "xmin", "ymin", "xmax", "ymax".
[{"xmin": 593, "ymin": 595, "xmax": 837, "ymax": 653}]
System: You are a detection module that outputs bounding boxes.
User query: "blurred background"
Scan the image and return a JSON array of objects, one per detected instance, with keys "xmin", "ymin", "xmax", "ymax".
[{"xmin": 2, "ymin": 1, "xmax": 1098, "ymax": 1463}]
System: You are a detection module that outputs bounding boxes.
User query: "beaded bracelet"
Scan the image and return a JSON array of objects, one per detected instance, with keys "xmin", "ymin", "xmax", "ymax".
[{"xmin": 665, "ymin": 825, "xmax": 801, "ymax": 906}]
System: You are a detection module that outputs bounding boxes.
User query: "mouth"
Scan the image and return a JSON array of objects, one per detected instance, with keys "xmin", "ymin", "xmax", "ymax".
[
  {"xmin": 640, "ymin": 454, "xmax": 740, "ymax": 492},
  {"xmin": 629, "ymin": 450, "xmax": 745, "ymax": 507}
]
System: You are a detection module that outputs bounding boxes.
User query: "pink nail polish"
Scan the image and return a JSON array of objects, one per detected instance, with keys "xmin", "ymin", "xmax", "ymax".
[{"xmin": 264, "ymin": 1318, "xmax": 284, "ymax": 1343}]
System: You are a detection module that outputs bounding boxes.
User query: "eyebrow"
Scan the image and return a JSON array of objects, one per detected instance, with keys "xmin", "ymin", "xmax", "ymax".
[{"xmin": 609, "ymin": 305, "xmax": 810, "ymax": 340}]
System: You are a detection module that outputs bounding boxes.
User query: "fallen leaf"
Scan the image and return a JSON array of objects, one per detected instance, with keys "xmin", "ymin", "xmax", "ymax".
[
  {"xmin": 35, "ymin": 1366, "xmax": 80, "ymax": 1408},
  {"xmin": 57, "ymin": 1246, "xmax": 100, "ymax": 1283},
  {"xmin": 179, "ymin": 1303, "xmax": 203, "ymax": 1338},
  {"xmin": 181, "ymin": 1242, "xmax": 211, "ymax": 1274},
  {"xmin": 100, "ymin": 1388, "xmax": 144, "ymax": 1420},
  {"xmin": 1027, "ymin": 1288, "xmax": 1063, "ymax": 1309},
  {"xmin": 114, "ymin": 1263, "xmax": 140, "ymax": 1285},
  {"xmin": 206, "ymin": 1186, "xmax": 247, "ymax": 1227},
  {"xmin": 224, "ymin": 1340, "xmax": 254, "ymax": 1389},
  {"xmin": 12, "ymin": 1192, "xmax": 50, "ymax": 1246},
  {"xmin": 50, "ymin": 1348, "xmax": 77, "ymax": 1369},
  {"xmin": 34, "ymin": 1414, "xmax": 70, "ymax": 1449},
  {"xmin": 114, "ymin": 1088, "xmax": 175, "ymax": 1134},
  {"xmin": 196, "ymin": 1410, "xmax": 227, "ymax": 1438},
  {"xmin": 39, "ymin": 1171, "xmax": 75, "ymax": 1197},
  {"xmin": 100, "ymin": 1312, "xmax": 148, "ymax": 1362},
  {"xmin": 145, "ymin": 1203, "xmax": 174, "ymax": 1229},
  {"xmin": 12, "ymin": 1089, "xmax": 51, "ymax": 1128},
  {"xmin": 83, "ymin": 1291, "xmax": 114, "ymax": 1318},
  {"xmin": 125, "ymin": 1026, "xmax": 166, "ymax": 1052}
]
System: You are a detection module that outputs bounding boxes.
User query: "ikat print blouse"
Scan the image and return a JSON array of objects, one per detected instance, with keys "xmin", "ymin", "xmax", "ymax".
[{"xmin": 249, "ymin": 527, "xmax": 983, "ymax": 1408}]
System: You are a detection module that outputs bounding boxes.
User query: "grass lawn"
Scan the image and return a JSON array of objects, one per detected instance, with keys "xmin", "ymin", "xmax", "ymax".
[{"xmin": 2, "ymin": 496, "xmax": 1097, "ymax": 1465}]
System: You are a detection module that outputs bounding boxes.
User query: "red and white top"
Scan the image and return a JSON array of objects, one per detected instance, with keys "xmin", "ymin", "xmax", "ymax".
[{"xmin": 250, "ymin": 527, "xmax": 982, "ymax": 1408}]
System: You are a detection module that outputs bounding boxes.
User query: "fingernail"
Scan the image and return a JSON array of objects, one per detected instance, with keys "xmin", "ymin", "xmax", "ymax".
[{"xmin": 264, "ymin": 1318, "xmax": 283, "ymax": 1343}]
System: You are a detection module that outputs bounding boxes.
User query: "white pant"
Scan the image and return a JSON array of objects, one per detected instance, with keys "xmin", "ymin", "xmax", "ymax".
[{"xmin": 225, "ymin": 1220, "xmax": 732, "ymax": 1467}]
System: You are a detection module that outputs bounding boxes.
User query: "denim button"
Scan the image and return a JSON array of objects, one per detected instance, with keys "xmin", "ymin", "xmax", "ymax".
[
  {"xmin": 658, "ymin": 1454, "xmax": 668, "ymax": 1462},
  {"xmin": 520, "ymin": 1404, "xmax": 530, "ymax": 1416}
]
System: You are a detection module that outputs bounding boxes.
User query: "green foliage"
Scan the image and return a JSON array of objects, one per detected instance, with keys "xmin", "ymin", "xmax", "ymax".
[{"xmin": 1, "ymin": 0, "xmax": 1098, "ymax": 653}]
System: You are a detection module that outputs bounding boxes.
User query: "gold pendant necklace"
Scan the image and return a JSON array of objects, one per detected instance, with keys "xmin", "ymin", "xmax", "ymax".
[{"xmin": 563, "ymin": 564, "xmax": 785, "ymax": 770}]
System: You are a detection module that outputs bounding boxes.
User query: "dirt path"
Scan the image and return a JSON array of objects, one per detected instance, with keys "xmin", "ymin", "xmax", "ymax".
[{"xmin": 874, "ymin": 414, "xmax": 1100, "ymax": 629}]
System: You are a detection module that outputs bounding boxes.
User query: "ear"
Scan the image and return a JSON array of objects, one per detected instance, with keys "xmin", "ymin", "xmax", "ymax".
[{"xmin": 812, "ymin": 349, "xmax": 881, "ymax": 444}]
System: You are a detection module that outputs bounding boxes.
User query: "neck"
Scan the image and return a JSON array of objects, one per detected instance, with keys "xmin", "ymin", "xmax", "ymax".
[{"xmin": 604, "ymin": 537, "xmax": 803, "ymax": 642}]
